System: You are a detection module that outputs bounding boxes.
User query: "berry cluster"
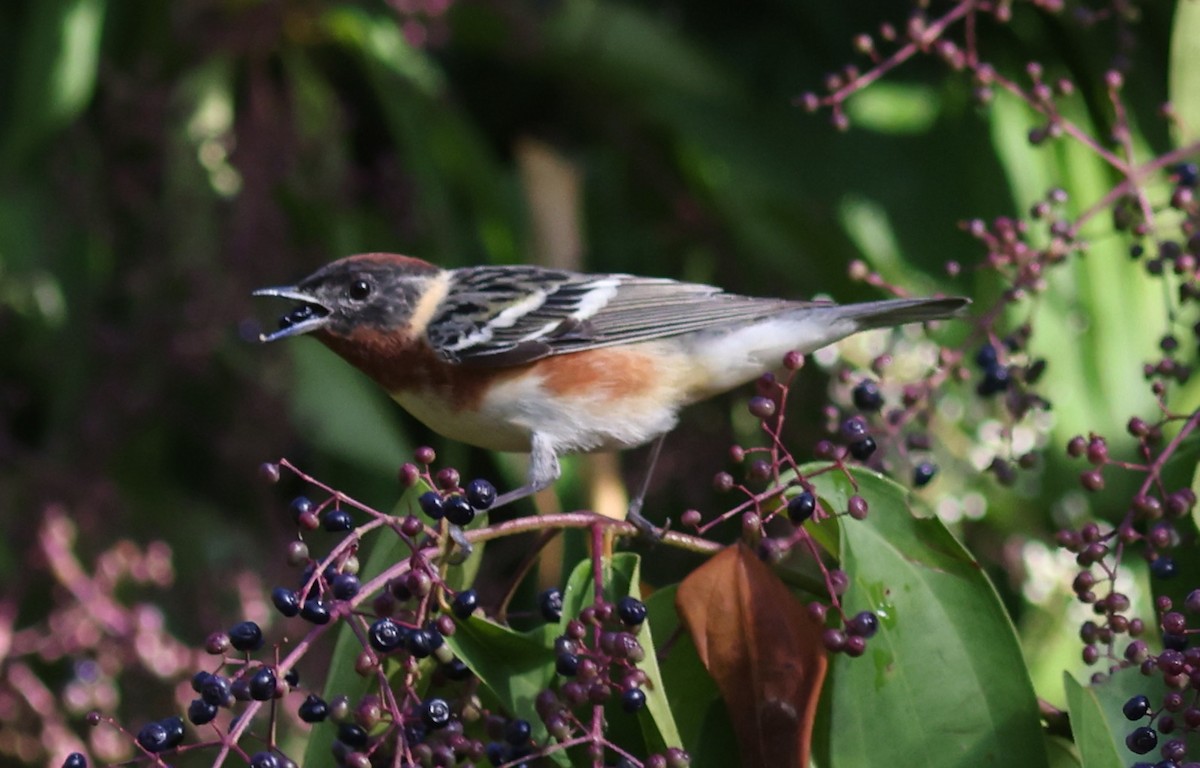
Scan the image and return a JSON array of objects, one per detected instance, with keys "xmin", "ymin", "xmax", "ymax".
[
  {"xmin": 72, "ymin": 446, "xmax": 711, "ymax": 766},
  {"xmin": 1118, "ymin": 591, "xmax": 1200, "ymax": 766},
  {"xmin": 546, "ymin": 595, "xmax": 653, "ymax": 718},
  {"xmin": 813, "ymin": 606, "xmax": 880, "ymax": 658}
]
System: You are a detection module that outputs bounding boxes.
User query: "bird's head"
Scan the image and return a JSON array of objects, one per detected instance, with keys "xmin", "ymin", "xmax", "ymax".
[{"xmin": 254, "ymin": 253, "xmax": 441, "ymax": 343}]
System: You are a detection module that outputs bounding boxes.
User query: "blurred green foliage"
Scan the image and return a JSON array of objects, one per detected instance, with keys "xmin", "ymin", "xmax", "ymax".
[{"xmin": 1, "ymin": 0, "xmax": 1197, "ymax": 763}]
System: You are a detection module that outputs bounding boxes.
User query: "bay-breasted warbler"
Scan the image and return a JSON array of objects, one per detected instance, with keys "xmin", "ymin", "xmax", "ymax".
[{"xmin": 255, "ymin": 253, "xmax": 967, "ymax": 530}]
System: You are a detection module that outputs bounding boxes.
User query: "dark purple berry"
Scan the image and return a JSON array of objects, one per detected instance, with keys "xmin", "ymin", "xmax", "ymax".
[
  {"xmin": 62, "ymin": 754, "xmax": 87, "ymax": 768},
  {"xmin": 540, "ymin": 588, "xmax": 564, "ymax": 623},
  {"xmin": 748, "ymin": 396, "xmax": 777, "ymax": 419},
  {"xmin": 1172, "ymin": 162, "xmax": 1199, "ymax": 188},
  {"xmin": 338, "ymin": 723, "xmax": 368, "ymax": 747},
  {"xmin": 418, "ymin": 491, "xmax": 445, "ymax": 520},
  {"xmin": 452, "ymin": 589, "xmax": 479, "ymax": 619},
  {"xmin": 621, "ymin": 688, "xmax": 647, "ymax": 713},
  {"xmin": 1124, "ymin": 695, "xmax": 1151, "ymax": 720},
  {"xmin": 844, "ymin": 635, "xmax": 867, "ymax": 657},
  {"xmin": 322, "ymin": 508, "xmax": 354, "ymax": 532},
  {"xmin": 442, "ymin": 657, "xmax": 473, "ymax": 681},
  {"xmin": 504, "ymin": 718, "xmax": 532, "ymax": 746},
  {"xmin": 485, "ymin": 742, "xmax": 507, "ymax": 765},
  {"xmin": 300, "ymin": 599, "xmax": 331, "ymax": 625},
  {"xmin": 556, "ymin": 652, "xmax": 580, "ymax": 676},
  {"xmin": 1125, "ymin": 725, "xmax": 1157, "ymax": 754},
  {"xmin": 421, "ymin": 698, "xmax": 453, "ymax": 730},
  {"xmin": 188, "ymin": 698, "xmax": 218, "ymax": 725},
  {"xmin": 1162, "ymin": 633, "xmax": 1188, "ymax": 651},
  {"xmin": 271, "ymin": 587, "xmax": 300, "ymax": 617},
  {"xmin": 228, "ymin": 621, "xmax": 264, "ymax": 652},
  {"xmin": 466, "ymin": 479, "xmax": 497, "ymax": 510},
  {"xmin": 847, "ymin": 495, "xmax": 869, "ymax": 520},
  {"xmin": 1163, "ymin": 612, "xmax": 1187, "ymax": 634},
  {"xmin": 1151, "ymin": 557, "xmax": 1178, "ymax": 579},
  {"xmin": 200, "ymin": 675, "xmax": 232, "ymax": 707},
  {"xmin": 444, "ymin": 495, "xmax": 475, "ymax": 526},
  {"xmin": 822, "ymin": 628, "xmax": 847, "ymax": 652},
  {"xmin": 852, "ymin": 380, "xmax": 884, "ymax": 412},
  {"xmin": 617, "ymin": 596, "xmax": 647, "ymax": 626},
  {"xmin": 847, "ymin": 611, "xmax": 879, "ymax": 638},
  {"xmin": 788, "ymin": 491, "xmax": 817, "ymax": 523},
  {"xmin": 284, "ymin": 668, "xmax": 299, "ymax": 687},
  {"xmin": 290, "ymin": 496, "xmax": 314, "ymax": 522},
  {"xmin": 299, "ymin": 694, "xmax": 328, "ymax": 723},
  {"xmin": 976, "ymin": 365, "xmax": 1011, "ymax": 396},
  {"xmin": 249, "ymin": 667, "xmax": 277, "ymax": 701},
  {"xmin": 136, "ymin": 716, "xmax": 185, "ymax": 753},
  {"xmin": 190, "ymin": 670, "xmax": 212, "ymax": 692},
  {"xmin": 975, "ymin": 344, "xmax": 998, "ymax": 369},
  {"xmin": 369, "ymin": 618, "xmax": 406, "ymax": 653},
  {"xmin": 331, "ymin": 573, "xmax": 361, "ymax": 600},
  {"xmin": 406, "ymin": 628, "xmax": 443, "ymax": 658},
  {"xmin": 840, "ymin": 417, "xmax": 869, "ymax": 442},
  {"xmin": 849, "ymin": 437, "xmax": 877, "ymax": 460},
  {"xmin": 249, "ymin": 753, "xmax": 279, "ymax": 768},
  {"xmin": 913, "ymin": 462, "xmax": 937, "ymax": 487}
]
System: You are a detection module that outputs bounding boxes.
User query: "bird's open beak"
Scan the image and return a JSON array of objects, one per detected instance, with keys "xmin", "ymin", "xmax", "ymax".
[{"xmin": 252, "ymin": 286, "xmax": 332, "ymax": 342}]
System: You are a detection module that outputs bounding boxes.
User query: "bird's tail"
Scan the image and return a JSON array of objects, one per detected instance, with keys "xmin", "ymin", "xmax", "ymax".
[{"xmin": 832, "ymin": 296, "xmax": 971, "ymax": 330}]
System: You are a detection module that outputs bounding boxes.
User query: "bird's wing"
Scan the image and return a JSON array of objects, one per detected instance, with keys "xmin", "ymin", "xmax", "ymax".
[{"xmin": 425, "ymin": 265, "xmax": 821, "ymax": 366}]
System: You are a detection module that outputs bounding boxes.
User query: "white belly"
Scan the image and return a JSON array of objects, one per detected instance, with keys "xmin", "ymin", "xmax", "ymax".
[{"xmin": 392, "ymin": 344, "xmax": 691, "ymax": 456}]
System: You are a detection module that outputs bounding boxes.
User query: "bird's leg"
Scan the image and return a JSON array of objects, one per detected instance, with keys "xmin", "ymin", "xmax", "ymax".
[
  {"xmin": 493, "ymin": 432, "xmax": 562, "ymax": 509},
  {"xmin": 448, "ymin": 436, "xmax": 560, "ymax": 563},
  {"xmin": 626, "ymin": 434, "xmax": 670, "ymax": 541}
]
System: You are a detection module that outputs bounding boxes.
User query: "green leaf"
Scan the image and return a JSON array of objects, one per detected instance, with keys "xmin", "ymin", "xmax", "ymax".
[
  {"xmin": 807, "ymin": 465, "xmax": 1049, "ymax": 768},
  {"xmin": 1169, "ymin": 0, "xmax": 1200, "ymax": 146},
  {"xmin": 1063, "ymin": 672, "xmax": 1123, "ymax": 768},
  {"xmin": 560, "ymin": 554, "xmax": 683, "ymax": 750},
  {"xmin": 445, "ymin": 615, "xmax": 558, "ymax": 715},
  {"xmin": 645, "ymin": 585, "xmax": 737, "ymax": 766},
  {"xmin": 1065, "ymin": 665, "xmax": 1200, "ymax": 767},
  {"xmin": 444, "ymin": 614, "xmax": 572, "ymax": 767}
]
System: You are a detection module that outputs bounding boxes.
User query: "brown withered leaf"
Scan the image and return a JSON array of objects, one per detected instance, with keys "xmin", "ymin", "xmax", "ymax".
[{"xmin": 676, "ymin": 543, "xmax": 827, "ymax": 768}]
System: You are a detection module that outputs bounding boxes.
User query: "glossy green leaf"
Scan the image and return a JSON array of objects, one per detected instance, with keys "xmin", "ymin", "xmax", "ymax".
[
  {"xmin": 807, "ymin": 465, "xmax": 1048, "ymax": 768},
  {"xmin": 1063, "ymin": 672, "xmax": 1123, "ymax": 768},
  {"xmin": 1064, "ymin": 665, "xmax": 1197, "ymax": 767},
  {"xmin": 445, "ymin": 615, "xmax": 558, "ymax": 715}
]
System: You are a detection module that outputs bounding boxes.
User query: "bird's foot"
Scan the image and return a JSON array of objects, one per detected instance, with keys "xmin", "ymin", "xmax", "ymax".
[{"xmin": 626, "ymin": 499, "xmax": 670, "ymax": 543}]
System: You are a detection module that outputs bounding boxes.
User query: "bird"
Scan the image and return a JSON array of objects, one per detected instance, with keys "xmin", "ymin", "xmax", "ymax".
[{"xmin": 254, "ymin": 253, "xmax": 968, "ymax": 533}]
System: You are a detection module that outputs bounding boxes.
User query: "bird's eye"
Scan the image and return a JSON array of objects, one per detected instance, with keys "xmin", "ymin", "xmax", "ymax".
[{"xmin": 349, "ymin": 279, "xmax": 372, "ymax": 301}]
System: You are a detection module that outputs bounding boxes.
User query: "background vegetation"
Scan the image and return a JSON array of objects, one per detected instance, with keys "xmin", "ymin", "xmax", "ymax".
[{"xmin": 1, "ymin": 0, "xmax": 1198, "ymax": 765}]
